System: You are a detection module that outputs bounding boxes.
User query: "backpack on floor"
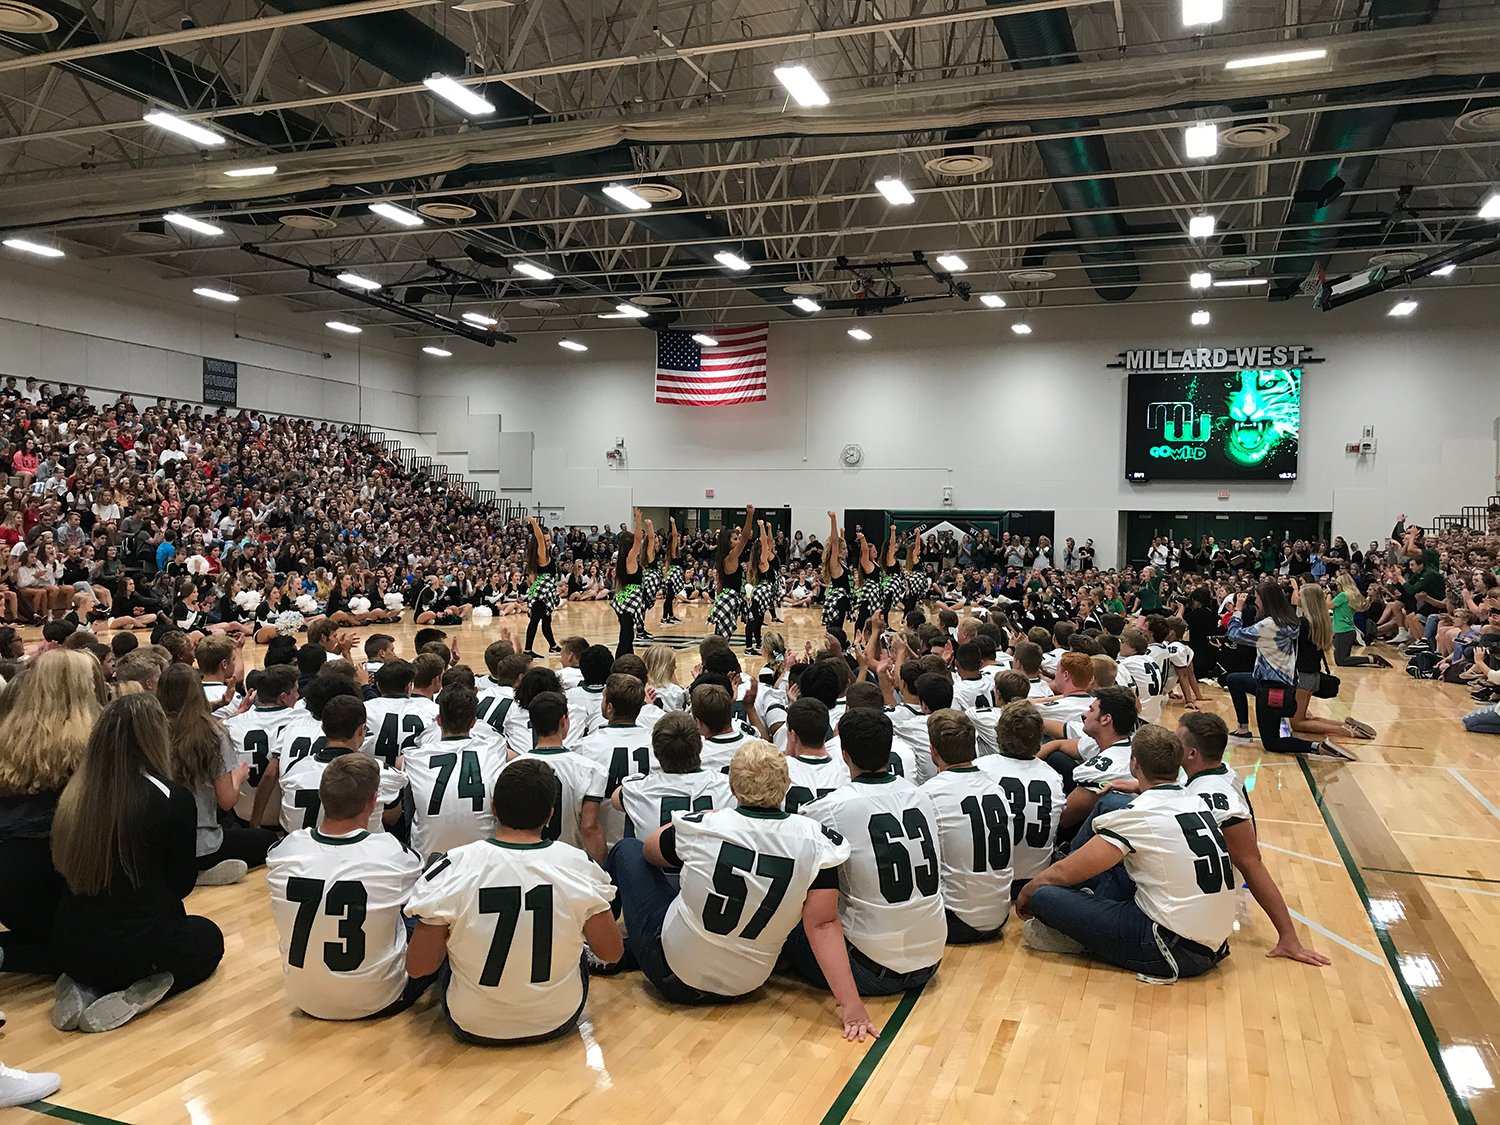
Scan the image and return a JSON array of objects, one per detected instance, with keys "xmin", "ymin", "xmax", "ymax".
[{"xmin": 1405, "ymin": 651, "xmax": 1440, "ymax": 679}]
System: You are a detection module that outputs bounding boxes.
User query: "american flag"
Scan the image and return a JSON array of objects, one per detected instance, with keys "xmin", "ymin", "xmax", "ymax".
[{"xmin": 655, "ymin": 323, "xmax": 768, "ymax": 406}]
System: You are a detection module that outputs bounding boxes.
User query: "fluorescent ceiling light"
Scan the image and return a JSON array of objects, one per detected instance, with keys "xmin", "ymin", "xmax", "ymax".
[
  {"xmin": 1189, "ymin": 214, "xmax": 1216, "ymax": 239},
  {"xmin": 691, "ymin": 334, "xmax": 718, "ymax": 346},
  {"xmin": 616, "ymin": 303, "xmax": 649, "ymax": 318},
  {"xmin": 224, "ymin": 165, "xmax": 277, "ymax": 178},
  {"xmin": 935, "ymin": 254, "xmax": 968, "ymax": 272},
  {"xmin": 422, "ymin": 74, "xmax": 494, "ymax": 116},
  {"xmin": 325, "ymin": 320, "xmax": 362, "ymax": 334},
  {"xmin": 462, "ymin": 311, "xmax": 498, "ymax": 327},
  {"xmin": 193, "ymin": 286, "xmax": 239, "ymax": 303},
  {"xmin": 1431, "ymin": 263, "xmax": 1457, "ymax": 276},
  {"xmin": 143, "ymin": 110, "xmax": 225, "ymax": 147},
  {"xmin": 979, "ymin": 293, "xmax": 1007, "ymax": 308},
  {"xmin": 1213, "ymin": 277, "xmax": 1269, "ymax": 287},
  {"xmin": 1191, "ymin": 309, "xmax": 1211, "ymax": 326},
  {"xmin": 1225, "ymin": 48, "xmax": 1328, "ymax": 70},
  {"xmin": 2, "ymin": 238, "xmax": 64, "ymax": 258},
  {"xmin": 596, "ymin": 313, "xmax": 635, "ymax": 320},
  {"xmin": 1184, "ymin": 122, "xmax": 1218, "ymax": 159},
  {"xmin": 1181, "ymin": 0, "xmax": 1223, "ymax": 26},
  {"xmin": 513, "ymin": 261, "xmax": 554, "ymax": 281},
  {"xmin": 558, "ymin": 338, "xmax": 588, "ymax": 352},
  {"xmin": 602, "ymin": 183, "xmax": 652, "ymax": 211},
  {"xmin": 368, "ymin": 202, "xmax": 424, "ymax": 227},
  {"xmin": 714, "ymin": 251, "xmax": 750, "ymax": 272},
  {"xmin": 792, "ymin": 296, "xmax": 822, "ymax": 313},
  {"xmin": 772, "ymin": 65, "xmax": 829, "ymax": 107},
  {"xmin": 848, "ymin": 328, "xmax": 872, "ymax": 341},
  {"xmin": 422, "ymin": 346, "xmax": 453, "ymax": 357},
  {"xmin": 1478, "ymin": 192, "xmax": 1500, "ymax": 219},
  {"xmin": 1011, "ymin": 322, "xmax": 1032, "ymax": 335},
  {"xmin": 451, "ymin": 0, "xmax": 513, "ymax": 11},
  {"xmin": 1189, "ymin": 271, "xmax": 1212, "ymax": 289},
  {"xmin": 163, "ymin": 212, "xmax": 224, "ymax": 237},
  {"xmin": 1388, "ymin": 299, "xmax": 1418, "ymax": 317},
  {"xmin": 874, "ymin": 178, "xmax": 915, "ymax": 205},
  {"xmin": 336, "ymin": 271, "xmax": 382, "ymax": 291}
]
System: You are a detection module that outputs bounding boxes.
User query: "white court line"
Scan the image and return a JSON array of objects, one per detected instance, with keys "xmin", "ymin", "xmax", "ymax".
[
  {"xmin": 1433, "ymin": 883, "xmax": 1500, "ymax": 900},
  {"xmin": 1287, "ymin": 909, "xmax": 1385, "ymax": 966},
  {"xmin": 1261, "ymin": 842, "xmax": 1343, "ymax": 867},
  {"xmin": 1448, "ymin": 767, "xmax": 1500, "ymax": 820}
]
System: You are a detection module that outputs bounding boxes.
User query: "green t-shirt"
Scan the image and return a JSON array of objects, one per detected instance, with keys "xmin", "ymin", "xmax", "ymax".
[
  {"xmin": 1140, "ymin": 576, "xmax": 1162, "ymax": 612},
  {"xmin": 1331, "ymin": 590, "xmax": 1355, "ymax": 634}
]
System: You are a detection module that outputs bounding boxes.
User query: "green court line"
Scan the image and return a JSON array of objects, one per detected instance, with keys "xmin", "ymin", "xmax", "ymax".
[
  {"xmin": 1297, "ymin": 758, "xmax": 1477, "ymax": 1125},
  {"xmin": 21, "ymin": 1100, "xmax": 129, "ymax": 1125},
  {"xmin": 1360, "ymin": 866, "xmax": 1500, "ymax": 886},
  {"xmin": 819, "ymin": 983, "xmax": 926, "ymax": 1125}
]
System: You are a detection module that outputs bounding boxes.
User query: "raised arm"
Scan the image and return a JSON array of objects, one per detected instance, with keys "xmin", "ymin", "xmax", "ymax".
[
  {"xmin": 668, "ymin": 517, "xmax": 679, "ymax": 564},
  {"xmin": 643, "ymin": 518, "xmax": 657, "ymax": 566},
  {"xmin": 906, "ymin": 528, "xmax": 922, "ymax": 571},
  {"xmin": 626, "ymin": 507, "xmax": 643, "ymax": 571},
  {"xmin": 528, "ymin": 516, "xmax": 549, "ymax": 569},
  {"xmin": 725, "ymin": 504, "xmax": 756, "ymax": 570}
]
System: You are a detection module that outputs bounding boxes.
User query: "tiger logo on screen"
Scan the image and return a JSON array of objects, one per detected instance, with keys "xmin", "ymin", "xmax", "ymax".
[{"xmin": 1225, "ymin": 368, "xmax": 1300, "ymax": 467}]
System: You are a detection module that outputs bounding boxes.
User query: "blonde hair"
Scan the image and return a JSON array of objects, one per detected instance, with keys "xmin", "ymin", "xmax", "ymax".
[
  {"xmin": 0, "ymin": 650, "xmax": 107, "ymax": 796},
  {"xmin": 1299, "ymin": 584, "xmax": 1334, "ymax": 655},
  {"xmin": 728, "ymin": 740, "xmax": 790, "ymax": 808},
  {"xmin": 761, "ymin": 629, "xmax": 787, "ymax": 679},
  {"xmin": 1090, "ymin": 654, "xmax": 1118, "ymax": 692},
  {"xmin": 643, "ymin": 644, "xmax": 677, "ymax": 689},
  {"xmin": 1337, "ymin": 572, "xmax": 1367, "ymax": 613}
]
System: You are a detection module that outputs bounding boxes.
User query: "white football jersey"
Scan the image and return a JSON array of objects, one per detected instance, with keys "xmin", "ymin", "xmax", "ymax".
[
  {"xmin": 951, "ymin": 676, "xmax": 998, "ymax": 756},
  {"xmin": 1166, "ymin": 641, "xmax": 1195, "ymax": 669},
  {"xmin": 1118, "ymin": 654, "xmax": 1164, "ymax": 723},
  {"xmin": 700, "ymin": 726, "xmax": 757, "ymax": 773},
  {"xmin": 1094, "ymin": 784, "xmax": 1236, "ymax": 949},
  {"xmin": 974, "ymin": 755, "xmax": 1065, "ymax": 880},
  {"xmin": 1185, "ymin": 763, "xmax": 1253, "ymax": 828},
  {"xmin": 805, "ymin": 774, "xmax": 946, "ymax": 974},
  {"xmin": 405, "ymin": 837, "xmax": 615, "ymax": 1041},
  {"xmin": 502, "ymin": 700, "xmax": 537, "ymax": 754},
  {"xmin": 362, "ymin": 696, "xmax": 438, "ymax": 767},
  {"xmin": 573, "ymin": 721, "xmax": 658, "ymax": 845},
  {"xmin": 510, "ymin": 747, "xmax": 608, "ymax": 853},
  {"xmin": 225, "ymin": 704, "xmax": 302, "ymax": 822},
  {"xmin": 202, "ymin": 680, "xmax": 242, "ymax": 722},
  {"xmin": 557, "ymin": 666, "xmax": 583, "ymax": 691},
  {"xmin": 1040, "ymin": 647, "xmax": 1067, "ymax": 676},
  {"xmin": 652, "ymin": 682, "xmax": 687, "ymax": 713},
  {"xmin": 921, "ymin": 765, "xmax": 1014, "ymax": 932},
  {"xmin": 885, "ymin": 704, "xmax": 934, "ymax": 783},
  {"xmin": 1026, "ymin": 679, "xmax": 1054, "ymax": 700},
  {"xmin": 474, "ymin": 680, "xmax": 515, "ymax": 734},
  {"xmin": 1035, "ymin": 692, "xmax": 1093, "ymax": 729},
  {"xmin": 1071, "ymin": 736, "xmax": 1135, "ymax": 793},
  {"xmin": 564, "ymin": 684, "xmax": 606, "ymax": 745},
  {"xmin": 784, "ymin": 754, "xmax": 852, "ymax": 814},
  {"xmin": 661, "ymin": 807, "xmax": 849, "ymax": 998},
  {"xmin": 620, "ymin": 769, "xmax": 735, "ymax": 837},
  {"xmin": 403, "ymin": 735, "xmax": 509, "ymax": 861},
  {"xmin": 279, "ymin": 749, "xmax": 407, "ymax": 834},
  {"xmin": 275, "ymin": 707, "xmax": 327, "ymax": 767},
  {"xmin": 266, "ymin": 828, "xmax": 421, "ymax": 1020}
]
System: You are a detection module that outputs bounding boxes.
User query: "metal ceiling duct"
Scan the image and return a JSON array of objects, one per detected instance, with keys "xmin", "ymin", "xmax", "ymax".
[{"xmin": 982, "ymin": 0, "xmax": 1139, "ymax": 301}]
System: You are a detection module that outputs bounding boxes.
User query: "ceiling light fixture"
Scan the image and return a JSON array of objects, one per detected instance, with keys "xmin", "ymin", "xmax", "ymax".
[
  {"xmin": 1190, "ymin": 271, "xmax": 1212, "ymax": 289},
  {"xmin": 193, "ymin": 286, "xmax": 239, "ymax": 303},
  {"xmin": 422, "ymin": 74, "xmax": 495, "ymax": 115},
  {"xmin": 325, "ymin": 320, "xmax": 362, "ymax": 334},
  {"xmin": 1184, "ymin": 122, "xmax": 1219, "ymax": 159},
  {"xmin": 1431, "ymin": 263, "xmax": 1457, "ymax": 276},
  {"xmin": 1191, "ymin": 309, "xmax": 1211, "ymax": 326},
  {"xmin": 163, "ymin": 212, "xmax": 224, "ymax": 237},
  {"xmin": 1225, "ymin": 48, "xmax": 1328, "ymax": 70},
  {"xmin": 558, "ymin": 338, "xmax": 588, "ymax": 352},
  {"xmin": 1388, "ymin": 299, "xmax": 1418, "ymax": 316},
  {"xmin": 616, "ymin": 303, "xmax": 649, "ymax": 318},
  {"xmin": 772, "ymin": 65, "xmax": 829, "ymax": 107},
  {"xmin": 874, "ymin": 177, "xmax": 915, "ymax": 205},
  {"xmin": 461, "ymin": 311, "xmax": 498, "ymax": 327},
  {"xmin": 368, "ymin": 202, "xmax": 424, "ymax": 227},
  {"xmin": 714, "ymin": 250, "xmax": 751, "ymax": 272},
  {"xmin": 1011, "ymin": 322, "xmax": 1033, "ymax": 335},
  {"xmin": 935, "ymin": 254, "xmax": 968, "ymax": 272},
  {"xmin": 1212, "ymin": 277, "xmax": 1269, "ymax": 287},
  {"xmin": 512, "ymin": 261, "xmax": 554, "ymax": 281},
  {"xmin": 1189, "ymin": 214, "xmax": 1216, "ymax": 239},
  {"xmin": 602, "ymin": 183, "xmax": 652, "ymax": 211},
  {"xmin": 423, "ymin": 346, "xmax": 452, "ymax": 357},
  {"xmin": 848, "ymin": 328, "xmax": 872, "ymax": 341},
  {"xmin": 979, "ymin": 294, "xmax": 1007, "ymax": 308},
  {"xmin": 691, "ymin": 334, "xmax": 719, "ymax": 347},
  {"xmin": 1181, "ymin": 0, "xmax": 1223, "ymax": 26},
  {"xmin": 792, "ymin": 297, "xmax": 822, "ymax": 313},
  {"xmin": 336, "ymin": 271, "xmax": 382, "ymax": 291},
  {"xmin": 224, "ymin": 165, "xmax": 277, "ymax": 178},
  {"xmin": 1478, "ymin": 192, "xmax": 1500, "ymax": 219},
  {"xmin": 2, "ymin": 237, "xmax": 64, "ymax": 258},
  {"xmin": 143, "ymin": 110, "xmax": 225, "ymax": 147}
]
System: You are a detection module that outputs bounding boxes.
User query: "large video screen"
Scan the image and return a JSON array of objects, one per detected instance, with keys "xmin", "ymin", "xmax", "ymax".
[{"xmin": 1124, "ymin": 368, "xmax": 1301, "ymax": 481}]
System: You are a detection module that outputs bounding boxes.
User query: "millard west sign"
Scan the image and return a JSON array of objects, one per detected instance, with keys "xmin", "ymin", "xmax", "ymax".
[{"xmin": 1110, "ymin": 344, "xmax": 1322, "ymax": 372}]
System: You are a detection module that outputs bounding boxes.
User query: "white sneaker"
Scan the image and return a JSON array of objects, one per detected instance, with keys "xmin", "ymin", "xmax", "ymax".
[
  {"xmin": 1390, "ymin": 629, "xmax": 1412, "ymax": 645},
  {"xmin": 0, "ymin": 1063, "xmax": 62, "ymax": 1108},
  {"xmin": 196, "ymin": 859, "xmax": 248, "ymax": 886},
  {"xmin": 1023, "ymin": 917, "xmax": 1085, "ymax": 954},
  {"xmin": 52, "ymin": 974, "xmax": 99, "ymax": 1032},
  {"xmin": 78, "ymin": 972, "xmax": 174, "ymax": 1034}
]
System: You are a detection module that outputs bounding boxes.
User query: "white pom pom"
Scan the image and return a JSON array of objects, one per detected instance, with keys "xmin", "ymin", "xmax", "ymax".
[
  {"xmin": 295, "ymin": 594, "xmax": 318, "ymax": 614},
  {"xmin": 234, "ymin": 590, "xmax": 262, "ymax": 610},
  {"xmin": 275, "ymin": 610, "xmax": 305, "ymax": 636},
  {"xmin": 185, "ymin": 554, "xmax": 209, "ymax": 575},
  {"xmin": 383, "ymin": 593, "xmax": 405, "ymax": 611},
  {"xmin": 349, "ymin": 596, "xmax": 371, "ymax": 614},
  {"xmin": 471, "ymin": 605, "xmax": 493, "ymax": 622}
]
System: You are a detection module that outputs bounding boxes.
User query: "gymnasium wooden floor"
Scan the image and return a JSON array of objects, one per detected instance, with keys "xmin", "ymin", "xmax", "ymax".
[{"xmin": 2, "ymin": 602, "xmax": 1498, "ymax": 1125}]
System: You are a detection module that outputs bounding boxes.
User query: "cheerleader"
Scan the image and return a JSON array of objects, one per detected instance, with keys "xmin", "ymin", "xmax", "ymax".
[
  {"xmin": 821, "ymin": 511, "xmax": 852, "ymax": 631},
  {"xmin": 708, "ymin": 504, "xmax": 757, "ymax": 640},
  {"xmin": 659, "ymin": 517, "xmax": 685, "ymax": 625},
  {"xmin": 522, "ymin": 515, "xmax": 561, "ymax": 657},
  {"xmin": 746, "ymin": 520, "xmax": 777, "ymax": 651},
  {"xmin": 897, "ymin": 529, "xmax": 928, "ymax": 615},
  {"xmin": 637, "ymin": 517, "xmax": 661, "ymax": 636},
  {"xmin": 611, "ymin": 508, "xmax": 646, "ymax": 657},
  {"xmin": 852, "ymin": 531, "xmax": 882, "ymax": 633}
]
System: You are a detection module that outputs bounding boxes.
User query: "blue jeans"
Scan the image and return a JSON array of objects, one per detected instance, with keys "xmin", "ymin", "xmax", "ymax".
[
  {"xmin": 1423, "ymin": 613, "xmax": 1442, "ymax": 643},
  {"xmin": 605, "ymin": 838, "xmax": 737, "ymax": 1004},
  {"xmin": 782, "ymin": 922, "xmax": 937, "ymax": 996},
  {"xmin": 1030, "ymin": 866, "xmax": 1227, "ymax": 980},
  {"xmin": 1463, "ymin": 706, "xmax": 1500, "ymax": 735},
  {"xmin": 1068, "ymin": 790, "xmax": 1134, "ymax": 852}
]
